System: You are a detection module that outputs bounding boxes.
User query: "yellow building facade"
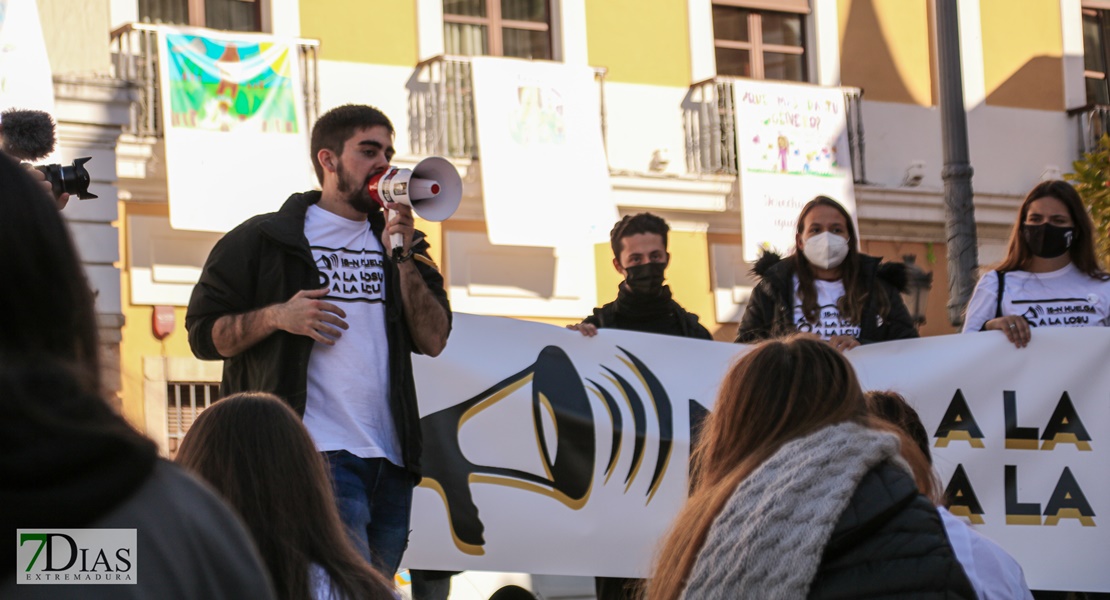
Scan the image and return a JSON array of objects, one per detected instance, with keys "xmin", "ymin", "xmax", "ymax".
[{"xmin": 91, "ymin": 0, "xmax": 1096, "ymax": 449}]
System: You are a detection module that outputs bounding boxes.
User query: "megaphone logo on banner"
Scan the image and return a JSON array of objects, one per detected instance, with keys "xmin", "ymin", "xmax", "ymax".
[
  {"xmin": 418, "ymin": 345, "xmax": 681, "ymax": 556},
  {"xmin": 368, "ymin": 156, "xmax": 462, "ymax": 259}
]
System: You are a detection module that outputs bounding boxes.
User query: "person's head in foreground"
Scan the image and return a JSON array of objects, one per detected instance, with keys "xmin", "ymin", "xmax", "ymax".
[
  {"xmin": 0, "ymin": 151, "xmax": 99, "ymax": 390},
  {"xmin": 648, "ymin": 336, "xmax": 974, "ymax": 600},
  {"xmin": 176, "ymin": 392, "xmax": 395, "ymax": 600}
]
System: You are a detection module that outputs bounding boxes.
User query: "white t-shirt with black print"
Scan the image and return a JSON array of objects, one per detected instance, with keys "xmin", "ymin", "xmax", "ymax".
[
  {"xmin": 301, "ymin": 204, "xmax": 402, "ymax": 466},
  {"xmin": 962, "ymin": 263, "xmax": 1110, "ymax": 333},
  {"xmin": 791, "ymin": 277, "xmax": 863, "ymax": 341}
]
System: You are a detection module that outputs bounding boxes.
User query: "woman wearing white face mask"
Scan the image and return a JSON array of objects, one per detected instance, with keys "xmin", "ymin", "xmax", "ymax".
[
  {"xmin": 962, "ymin": 180, "xmax": 1110, "ymax": 349},
  {"xmin": 736, "ymin": 196, "xmax": 918, "ymax": 351}
]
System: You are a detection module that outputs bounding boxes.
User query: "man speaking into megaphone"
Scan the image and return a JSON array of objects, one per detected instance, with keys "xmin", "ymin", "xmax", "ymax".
[{"xmin": 186, "ymin": 104, "xmax": 456, "ymax": 580}]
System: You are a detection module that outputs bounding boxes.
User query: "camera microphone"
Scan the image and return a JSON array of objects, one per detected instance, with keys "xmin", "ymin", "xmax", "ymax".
[
  {"xmin": 0, "ymin": 109, "xmax": 56, "ymax": 161},
  {"xmin": 0, "ymin": 108, "xmax": 98, "ymax": 200}
]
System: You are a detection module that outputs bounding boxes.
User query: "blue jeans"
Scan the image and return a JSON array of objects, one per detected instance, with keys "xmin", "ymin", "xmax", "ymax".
[{"xmin": 324, "ymin": 451, "xmax": 414, "ymax": 576}]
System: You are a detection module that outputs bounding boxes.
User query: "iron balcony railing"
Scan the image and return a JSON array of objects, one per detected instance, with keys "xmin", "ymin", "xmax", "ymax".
[
  {"xmin": 683, "ymin": 77, "xmax": 866, "ymax": 183},
  {"xmin": 1068, "ymin": 103, "xmax": 1110, "ymax": 157},
  {"xmin": 408, "ymin": 55, "xmax": 608, "ymax": 159},
  {"xmin": 109, "ymin": 22, "xmax": 320, "ymax": 138}
]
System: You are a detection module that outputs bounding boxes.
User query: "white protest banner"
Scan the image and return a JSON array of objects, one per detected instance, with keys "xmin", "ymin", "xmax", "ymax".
[
  {"xmin": 732, "ymin": 80, "xmax": 857, "ymax": 262},
  {"xmin": 157, "ymin": 26, "xmax": 314, "ymax": 232},
  {"xmin": 470, "ymin": 57, "xmax": 616, "ymax": 248},
  {"xmin": 408, "ymin": 314, "xmax": 1109, "ymax": 592}
]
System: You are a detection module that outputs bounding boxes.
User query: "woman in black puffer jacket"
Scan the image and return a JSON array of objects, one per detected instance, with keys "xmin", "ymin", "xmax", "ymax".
[
  {"xmin": 647, "ymin": 336, "xmax": 975, "ymax": 600},
  {"xmin": 736, "ymin": 196, "xmax": 918, "ymax": 350}
]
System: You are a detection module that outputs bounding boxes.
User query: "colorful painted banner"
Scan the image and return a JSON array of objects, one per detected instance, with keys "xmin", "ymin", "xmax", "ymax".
[
  {"xmin": 0, "ymin": 0, "xmax": 55, "ymax": 115},
  {"xmin": 469, "ymin": 57, "xmax": 617, "ymax": 248},
  {"xmin": 157, "ymin": 26, "xmax": 313, "ymax": 232},
  {"xmin": 407, "ymin": 315, "xmax": 1109, "ymax": 592},
  {"xmin": 731, "ymin": 80, "xmax": 857, "ymax": 262}
]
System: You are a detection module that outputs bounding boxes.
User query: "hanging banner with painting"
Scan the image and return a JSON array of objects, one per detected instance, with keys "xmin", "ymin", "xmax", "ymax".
[
  {"xmin": 157, "ymin": 26, "xmax": 313, "ymax": 232},
  {"xmin": 469, "ymin": 57, "xmax": 617, "ymax": 248},
  {"xmin": 0, "ymin": 0, "xmax": 55, "ymax": 114},
  {"xmin": 732, "ymin": 80, "xmax": 857, "ymax": 262}
]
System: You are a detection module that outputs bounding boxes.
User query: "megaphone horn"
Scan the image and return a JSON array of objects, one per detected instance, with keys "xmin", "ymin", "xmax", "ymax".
[{"xmin": 367, "ymin": 156, "xmax": 463, "ymax": 259}]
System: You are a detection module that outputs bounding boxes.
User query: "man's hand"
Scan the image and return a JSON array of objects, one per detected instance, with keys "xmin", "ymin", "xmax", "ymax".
[
  {"xmin": 382, "ymin": 201, "xmax": 415, "ymax": 254},
  {"xmin": 566, "ymin": 322, "xmax": 598, "ymax": 337},
  {"xmin": 211, "ymin": 286, "xmax": 348, "ymax": 357},
  {"xmin": 269, "ymin": 286, "xmax": 348, "ymax": 345},
  {"xmin": 23, "ymin": 163, "xmax": 70, "ymax": 210}
]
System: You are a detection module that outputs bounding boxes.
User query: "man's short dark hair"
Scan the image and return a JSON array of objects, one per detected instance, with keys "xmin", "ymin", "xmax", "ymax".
[
  {"xmin": 310, "ymin": 104, "xmax": 394, "ymax": 184},
  {"xmin": 609, "ymin": 212, "xmax": 670, "ymax": 259}
]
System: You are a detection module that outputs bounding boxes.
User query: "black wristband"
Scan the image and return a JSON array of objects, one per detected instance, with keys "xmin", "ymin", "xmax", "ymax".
[{"xmin": 393, "ymin": 248, "xmax": 415, "ymax": 264}]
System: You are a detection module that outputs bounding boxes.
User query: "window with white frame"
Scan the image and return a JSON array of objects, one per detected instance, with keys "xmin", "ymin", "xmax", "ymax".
[
  {"xmin": 711, "ymin": 0, "xmax": 808, "ymax": 81},
  {"xmin": 165, "ymin": 382, "xmax": 220, "ymax": 458},
  {"xmin": 139, "ymin": 0, "xmax": 262, "ymax": 32},
  {"xmin": 443, "ymin": 0, "xmax": 553, "ymax": 59}
]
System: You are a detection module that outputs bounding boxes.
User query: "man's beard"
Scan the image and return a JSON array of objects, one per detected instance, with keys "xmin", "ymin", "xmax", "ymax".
[{"xmin": 336, "ymin": 160, "xmax": 379, "ymax": 215}]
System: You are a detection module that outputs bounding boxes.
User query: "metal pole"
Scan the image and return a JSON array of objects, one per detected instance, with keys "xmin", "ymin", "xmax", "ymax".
[{"xmin": 936, "ymin": 0, "xmax": 979, "ymax": 327}]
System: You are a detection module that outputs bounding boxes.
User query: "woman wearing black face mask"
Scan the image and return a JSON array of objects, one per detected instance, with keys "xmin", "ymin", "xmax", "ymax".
[{"xmin": 962, "ymin": 180, "xmax": 1110, "ymax": 348}]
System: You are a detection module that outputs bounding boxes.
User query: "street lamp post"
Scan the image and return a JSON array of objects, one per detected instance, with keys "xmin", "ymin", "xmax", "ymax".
[{"xmin": 936, "ymin": 0, "xmax": 979, "ymax": 327}]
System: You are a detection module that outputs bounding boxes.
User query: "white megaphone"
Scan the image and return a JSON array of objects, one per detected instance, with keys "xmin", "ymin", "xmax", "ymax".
[{"xmin": 367, "ymin": 156, "xmax": 462, "ymax": 259}]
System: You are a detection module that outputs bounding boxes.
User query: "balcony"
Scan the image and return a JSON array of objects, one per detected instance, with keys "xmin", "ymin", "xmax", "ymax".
[
  {"xmin": 683, "ymin": 77, "xmax": 866, "ymax": 184},
  {"xmin": 108, "ymin": 22, "xmax": 320, "ymax": 138},
  {"xmin": 407, "ymin": 55, "xmax": 608, "ymax": 159},
  {"xmin": 1069, "ymin": 103, "xmax": 1110, "ymax": 157}
]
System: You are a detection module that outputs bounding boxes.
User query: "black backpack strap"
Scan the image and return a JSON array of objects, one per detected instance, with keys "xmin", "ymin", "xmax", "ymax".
[{"xmin": 994, "ymin": 271, "xmax": 1006, "ymax": 319}]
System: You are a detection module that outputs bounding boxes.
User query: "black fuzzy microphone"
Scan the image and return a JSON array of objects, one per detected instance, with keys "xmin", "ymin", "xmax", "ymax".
[{"xmin": 0, "ymin": 108, "xmax": 56, "ymax": 161}]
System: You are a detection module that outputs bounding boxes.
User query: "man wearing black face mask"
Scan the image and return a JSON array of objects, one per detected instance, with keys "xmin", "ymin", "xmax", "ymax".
[
  {"xmin": 568, "ymin": 213, "xmax": 712, "ymax": 340},
  {"xmin": 568, "ymin": 213, "xmax": 711, "ymax": 600}
]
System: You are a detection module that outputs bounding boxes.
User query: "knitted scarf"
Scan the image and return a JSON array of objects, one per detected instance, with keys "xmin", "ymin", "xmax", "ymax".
[{"xmin": 680, "ymin": 422, "xmax": 904, "ymax": 600}]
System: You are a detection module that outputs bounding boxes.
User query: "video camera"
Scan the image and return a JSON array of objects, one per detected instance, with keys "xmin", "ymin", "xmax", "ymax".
[{"xmin": 0, "ymin": 108, "xmax": 97, "ymax": 200}]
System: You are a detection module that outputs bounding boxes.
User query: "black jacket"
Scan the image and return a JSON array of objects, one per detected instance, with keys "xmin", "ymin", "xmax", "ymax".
[
  {"xmin": 736, "ymin": 252, "xmax": 918, "ymax": 344},
  {"xmin": 185, "ymin": 191, "xmax": 451, "ymax": 477},
  {"xmin": 583, "ymin": 285, "xmax": 713, "ymax": 340},
  {"xmin": 810, "ymin": 461, "xmax": 977, "ymax": 599}
]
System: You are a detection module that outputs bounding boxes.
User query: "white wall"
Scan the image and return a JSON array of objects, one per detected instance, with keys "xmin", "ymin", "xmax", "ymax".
[
  {"xmin": 859, "ymin": 100, "xmax": 1077, "ymax": 197},
  {"xmin": 317, "ymin": 61, "xmax": 415, "ymax": 156},
  {"xmin": 603, "ymin": 82, "xmax": 690, "ymax": 176}
]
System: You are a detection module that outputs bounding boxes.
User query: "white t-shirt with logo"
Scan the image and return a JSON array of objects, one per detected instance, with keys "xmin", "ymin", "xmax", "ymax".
[
  {"xmin": 791, "ymin": 277, "xmax": 863, "ymax": 340},
  {"xmin": 301, "ymin": 204, "xmax": 401, "ymax": 466},
  {"xmin": 962, "ymin": 263, "xmax": 1110, "ymax": 333}
]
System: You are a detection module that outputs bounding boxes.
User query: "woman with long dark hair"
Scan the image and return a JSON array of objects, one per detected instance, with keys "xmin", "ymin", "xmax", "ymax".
[
  {"xmin": 0, "ymin": 152, "xmax": 274, "ymax": 598},
  {"xmin": 962, "ymin": 180, "xmax": 1110, "ymax": 347},
  {"xmin": 176, "ymin": 392, "xmax": 395, "ymax": 600},
  {"xmin": 647, "ymin": 336, "xmax": 974, "ymax": 600},
  {"xmin": 736, "ymin": 196, "xmax": 917, "ymax": 351}
]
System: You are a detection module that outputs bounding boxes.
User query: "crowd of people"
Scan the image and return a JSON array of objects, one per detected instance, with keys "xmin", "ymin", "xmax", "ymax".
[{"xmin": 3, "ymin": 101, "xmax": 1107, "ymax": 599}]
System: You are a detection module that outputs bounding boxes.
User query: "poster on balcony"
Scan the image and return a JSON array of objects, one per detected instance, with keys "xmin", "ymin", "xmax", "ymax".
[
  {"xmin": 156, "ymin": 26, "xmax": 313, "ymax": 232},
  {"xmin": 469, "ymin": 57, "xmax": 617, "ymax": 247},
  {"xmin": 732, "ymin": 80, "xmax": 857, "ymax": 262},
  {"xmin": 404, "ymin": 316, "xmax": 1110, "ymax": 592},
  {"xmin": 0, "ymin": 0, "xmax": 55, "ymax": 114}
]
